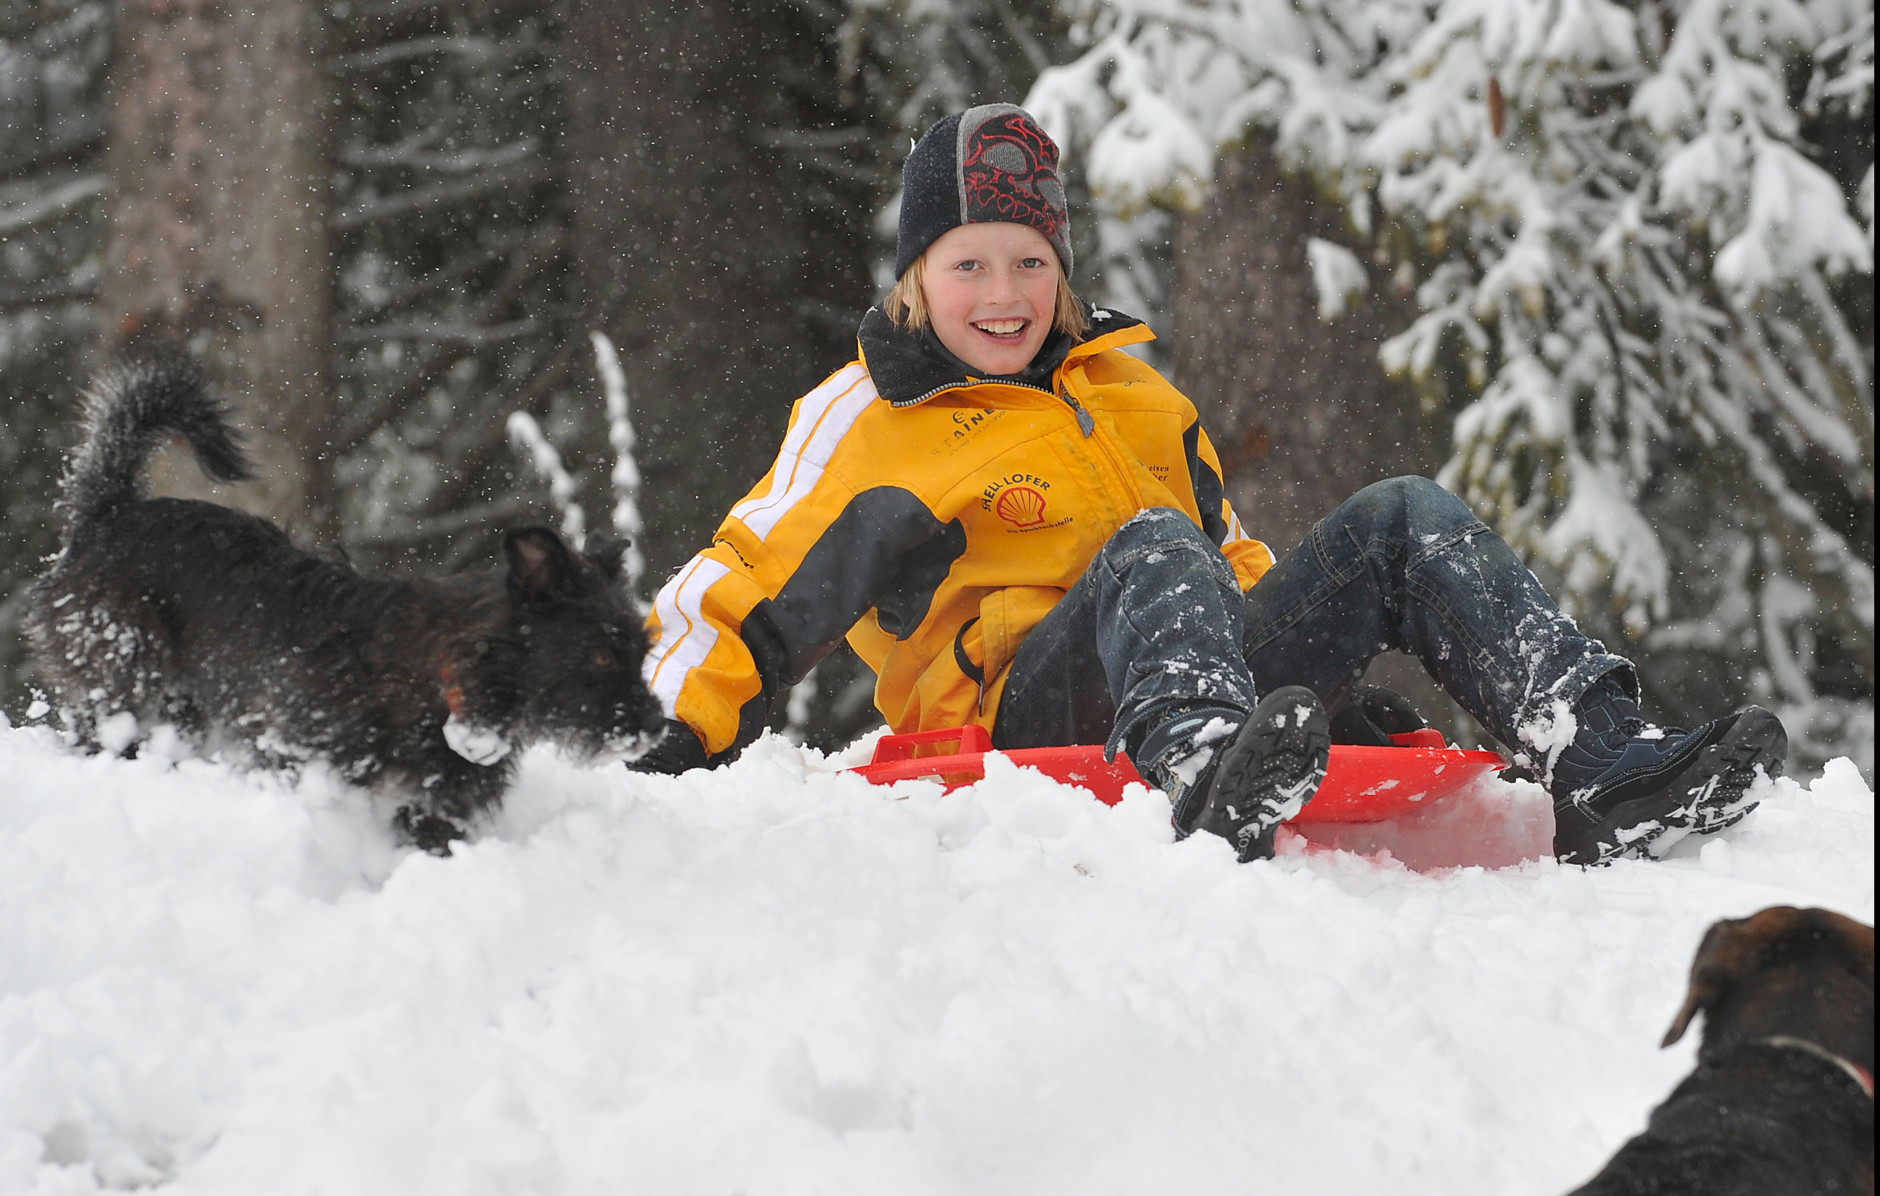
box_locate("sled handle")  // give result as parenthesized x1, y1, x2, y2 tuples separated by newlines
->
(870, 724, 994, 764)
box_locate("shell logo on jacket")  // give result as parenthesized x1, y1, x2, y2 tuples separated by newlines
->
(991, 483, 1050, 528)
(983, 473, 1058, 529)
(642, 305, 1274, 764)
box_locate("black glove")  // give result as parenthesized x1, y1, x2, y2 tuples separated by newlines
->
(1329, 685, 1430, 746)
(626, 718, 710, 775)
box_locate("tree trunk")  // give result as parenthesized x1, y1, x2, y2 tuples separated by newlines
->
(560, 0, 878, 585)
(98, 0, 336, 544)
(1171, 137, 1429, 556)
(1172, 138, 1476, 734)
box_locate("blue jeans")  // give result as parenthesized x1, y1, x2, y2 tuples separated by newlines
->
(991, 476, 1634, 761)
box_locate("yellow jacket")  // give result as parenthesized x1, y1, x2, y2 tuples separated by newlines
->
(642, 307, 1274, 763)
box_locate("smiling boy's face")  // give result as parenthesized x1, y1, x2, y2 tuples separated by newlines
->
(918, 223, 1059, 376)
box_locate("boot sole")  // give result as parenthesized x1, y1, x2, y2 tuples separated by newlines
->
(1554, 707, 1787, 866)
(1198, 686, 1331, 862)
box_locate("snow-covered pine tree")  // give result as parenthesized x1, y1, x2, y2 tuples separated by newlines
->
(1033, 0, 1874, 771)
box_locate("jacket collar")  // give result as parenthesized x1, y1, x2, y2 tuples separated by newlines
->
(857, 304, 1153, 407)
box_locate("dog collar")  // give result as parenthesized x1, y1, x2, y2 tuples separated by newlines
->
(1759, 1035, 1875, 1098)
(438, 656, 467, 718)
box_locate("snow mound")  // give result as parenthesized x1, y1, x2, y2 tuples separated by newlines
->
(0, 721, 1870, 1195)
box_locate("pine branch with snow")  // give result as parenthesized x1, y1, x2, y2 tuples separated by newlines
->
(506, 411, 585, 547)
(588, 330, 646, 602)
(1033, 0, 1875, 769)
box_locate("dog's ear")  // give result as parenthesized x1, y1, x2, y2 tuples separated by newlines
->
(1662, 909, 1826, 1047)
(504, 527, 582, 605)
(1663, 918, 1747, 1047)
(580, 534, 628, 583)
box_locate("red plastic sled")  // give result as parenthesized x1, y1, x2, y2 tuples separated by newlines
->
(847, 724, 1506, 824)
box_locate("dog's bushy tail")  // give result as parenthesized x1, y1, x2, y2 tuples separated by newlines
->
(59, 355, 253, 525)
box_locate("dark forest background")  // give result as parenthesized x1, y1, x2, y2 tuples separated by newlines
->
(1, 0, 1427, 750)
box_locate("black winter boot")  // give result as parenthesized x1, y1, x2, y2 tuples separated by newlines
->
(1176, 686, 1331, 863)
(1550, 677, 1787, 865)
(1136, 703, 1247, 830)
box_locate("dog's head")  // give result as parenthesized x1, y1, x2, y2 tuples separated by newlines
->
(1663, 906, 1875, 1074)
(497, 526, 665, 761)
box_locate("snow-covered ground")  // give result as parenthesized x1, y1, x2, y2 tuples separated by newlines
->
(0, 717, 1871, 1196)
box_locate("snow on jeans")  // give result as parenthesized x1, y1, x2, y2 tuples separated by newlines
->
(991, 475, 1635, 763)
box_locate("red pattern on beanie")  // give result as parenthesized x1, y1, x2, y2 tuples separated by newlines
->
(960, 111, 1068, 243)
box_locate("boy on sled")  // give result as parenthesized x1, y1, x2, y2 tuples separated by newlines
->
(631, 104, 1786, 865)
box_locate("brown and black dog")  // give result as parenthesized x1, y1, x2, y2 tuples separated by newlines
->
(1569, 905, 1875, 1196)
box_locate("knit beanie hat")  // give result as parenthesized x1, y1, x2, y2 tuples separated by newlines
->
(895, 104, 1072, 280)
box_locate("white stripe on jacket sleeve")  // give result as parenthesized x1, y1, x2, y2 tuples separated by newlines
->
(644, 556, 733, 715)
(730, 364, 877, 539)
(643, 364, 878, 722)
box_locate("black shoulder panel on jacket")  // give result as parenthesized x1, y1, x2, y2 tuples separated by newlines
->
(1183, 421, 1229, 545)
(719, 486, 966, 759)
(768, 486, 966, 670)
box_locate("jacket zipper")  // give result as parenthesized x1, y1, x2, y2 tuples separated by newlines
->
(1060, 380, 1145, 513)
(1058, 384, 1096, 437)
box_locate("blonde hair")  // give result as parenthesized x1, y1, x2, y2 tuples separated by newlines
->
(886, 254, 1090, 342)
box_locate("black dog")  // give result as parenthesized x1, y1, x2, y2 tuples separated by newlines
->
(26, 357, 666, 851)
(1568, 906, 1875, 1195)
